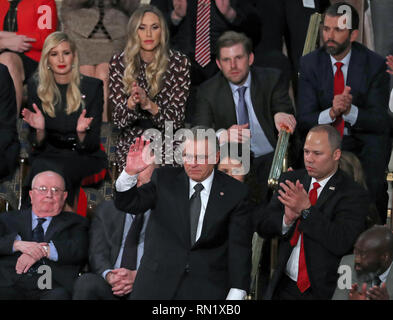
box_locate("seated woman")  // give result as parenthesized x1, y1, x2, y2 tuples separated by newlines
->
(109, 4, 191, 171)
(22, 31, 107, 211)
(61, 0, 140, 122)
(0, 0, 58, 115)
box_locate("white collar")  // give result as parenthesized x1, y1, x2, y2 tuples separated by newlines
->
(330, 49, 352, 68)
(189, 169, 215, 196)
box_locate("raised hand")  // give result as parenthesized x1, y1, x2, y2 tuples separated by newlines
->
(274, 112, 297, 133)
(215, 0, 236, 21)
(76, 109, 93, 133)
(22, 104, 45, 130)
(172, 0, 187, 21)
(125, 137, 155, 176)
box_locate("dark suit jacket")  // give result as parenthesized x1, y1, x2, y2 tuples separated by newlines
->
(332, 254, 393, 300)
(0, 63, 19, 180)
(193, 66, 294, 148)
(151, 0, 261, 60)
(254, 169, 369, 299)
(114, 167, 252, 300)
(297, 42, 390, 137)
(88, 199, 149, 276)
(0, 209, 89, 293)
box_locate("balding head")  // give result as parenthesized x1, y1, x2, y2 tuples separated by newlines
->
(354, 226, 393, 282)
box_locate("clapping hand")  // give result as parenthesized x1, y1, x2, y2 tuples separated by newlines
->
(277, 180, 311, 215)
(125, 137, 155, 176)
(349, 283, 368, 300)
(76, 109, 93, 133)
(22, 104, 45, 130)
(6, 35, 36, 53)
(215, 0, 236, 21)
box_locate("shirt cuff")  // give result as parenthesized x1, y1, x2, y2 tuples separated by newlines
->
(282, 216, 293, 235)
(115, 169, 138, 192)
(226, 288, 246, 300)
(342, 105, 358, 126)
(48, 241, 58, 261)
(389, 89, 393, 113)
(12, 234, 22, 253)
(102, 269, 112, 281)
(318, 108, 334, 124)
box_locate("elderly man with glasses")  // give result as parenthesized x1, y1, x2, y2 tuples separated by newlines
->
(0, 170, 88, 300)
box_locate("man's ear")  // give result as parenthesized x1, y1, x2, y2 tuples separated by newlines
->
(216, 58, 222, 71)
(350, 29, 359, 42)
(333, 148, 342, 161)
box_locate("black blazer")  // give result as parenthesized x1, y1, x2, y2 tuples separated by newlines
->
(88, 199, 149, 276)
(193, 66, 294, 148)
(254, 169, 369, 299)
(0, 63, 19, 180)
(114, 167, 252, 300)
(297, 42, 390, 136)
(0, 209, 89, 293)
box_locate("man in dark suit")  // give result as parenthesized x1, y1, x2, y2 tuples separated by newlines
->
(333, 225, 393, 300)
(151, 0, 261, 123)
(73, 165, 155, 300)
(0, 170, 88, 300)
(297, 2, 391, 222)
(114, 129, 252, 300)
(255, 125, 369, 300)
(0, 63, 19, 180)
(194, 31, 296, 202)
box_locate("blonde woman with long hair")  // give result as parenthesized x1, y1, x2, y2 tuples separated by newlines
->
(22, 31, 107, 210)
(109, 4, 191, 171)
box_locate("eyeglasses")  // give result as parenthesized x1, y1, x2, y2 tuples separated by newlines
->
(33, 186, 65, 195)
(182, 153, 216, 163)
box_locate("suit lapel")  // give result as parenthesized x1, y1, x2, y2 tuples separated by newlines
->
(193, 170, 225, 247)
(20, 209, 33, 241)
(321, 51, 334, 105)
(218, 74, 238, 125)
(175, 170, 191, 247)
(315, 170, 341, 209)
(45, 213, 65, 241)
(346, 44, 365, 102)
(111, 213, 127, 264)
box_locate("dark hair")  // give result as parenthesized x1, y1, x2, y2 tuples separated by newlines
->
(309, 124, 342, 151)
(324, 2, 359, 31)
(216, 31, 253, 59)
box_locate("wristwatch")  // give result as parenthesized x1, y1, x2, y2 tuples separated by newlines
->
(301, 207, 312, 220)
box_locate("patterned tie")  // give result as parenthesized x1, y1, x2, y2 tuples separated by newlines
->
(120, 214, 144, 270)
(32, 218, 46, 243)
(332, 62, 345, 137)
(195, 0, 211, 67)
(190, 183, 204, 245)
(290, 182, 320, 293)
(237, 86, 249, 125)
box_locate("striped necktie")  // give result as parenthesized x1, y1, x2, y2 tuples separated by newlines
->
(195, 0, 211, 67)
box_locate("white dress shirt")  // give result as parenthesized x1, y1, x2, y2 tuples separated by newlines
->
(282, 173, 335, 281)
(115, 169, 246, 300)
(318, 50, 359, 135)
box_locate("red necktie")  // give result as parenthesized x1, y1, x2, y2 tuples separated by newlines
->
(332, 62, 345, 137)
(195, 0, 211, 67)
(290, 181, 320, 293)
